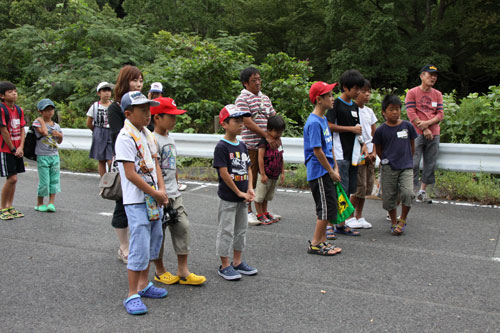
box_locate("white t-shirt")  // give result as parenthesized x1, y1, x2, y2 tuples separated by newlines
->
(154, 132, 181, 198)
(358, 105, 378, 153)
(86, 102, 111, 128)
(115, 129, 158, 205)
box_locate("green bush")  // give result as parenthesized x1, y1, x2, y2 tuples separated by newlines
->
(434, 170, 500, 205)
(59, 149, 97, 172)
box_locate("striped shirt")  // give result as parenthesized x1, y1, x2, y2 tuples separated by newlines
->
(405, 87, 444, 135)
(235, 89, 276, 150)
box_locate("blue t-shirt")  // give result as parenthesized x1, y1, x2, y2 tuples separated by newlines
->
(303, 113, 335, 181)
(213, 139, 250, 202)
(372, 120, 418, 170)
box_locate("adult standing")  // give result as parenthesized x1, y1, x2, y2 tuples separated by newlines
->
(405, 64, 444, 203)
(107, 65, 144, 263)
(235, 67, 281, 225)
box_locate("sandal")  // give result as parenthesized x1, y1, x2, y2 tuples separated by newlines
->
(138, 282, 168, 298)
(0, 209, 14, 220)
(154, 271, 180, 285)
(7, 207, 24, 218)
(326, 226, 337, 240)
(335, 225, 360, 236)
(179, 273, 207, 285)
(392, 218, 406, 236)
(117, 248, 128, 264)
(123, 294, 147, 315)
(307, 240, 341, 256)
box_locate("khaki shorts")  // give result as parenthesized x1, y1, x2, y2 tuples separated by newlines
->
(158, 195, 190, 257)
(354, 160, 375, 199)
(380, 165, 415, 211)
(254, 173, 278, 203)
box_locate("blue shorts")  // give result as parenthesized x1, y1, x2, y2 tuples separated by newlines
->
(124, 203, 163, 271)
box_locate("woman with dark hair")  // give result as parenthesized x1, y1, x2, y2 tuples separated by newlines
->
(108, 65, 144, 263)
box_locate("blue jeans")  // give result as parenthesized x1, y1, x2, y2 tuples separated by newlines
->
(124, 203, 163, 271)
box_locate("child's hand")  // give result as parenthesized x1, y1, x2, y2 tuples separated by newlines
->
(353, 124, 362, 135)
(247, 188, 255, 202)
(15, 147, 23, 158)
(280, 172, 285, 184)
(52, 130, 62, 138)
(153, 190, 169, 206)
(36, 117, 45, 123)
(367, 152, 376, 163)
(329, 169, 341, 182)
(260, 173, 268, 184)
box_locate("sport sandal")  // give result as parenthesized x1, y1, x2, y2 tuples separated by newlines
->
(392, 218, 407, 236)
(0, 209, 14, 220)
(307, 240, 341, 256)
(326, 226, 337, 240)
(8, 207, 24, 218)
(335, 225, 360, 236)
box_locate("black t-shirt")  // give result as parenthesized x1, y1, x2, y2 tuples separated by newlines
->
(213, 139, 250, 202)
(326, 97, 360, 161)
(107, 101, 125, 149)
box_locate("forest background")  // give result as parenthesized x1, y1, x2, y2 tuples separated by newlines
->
(0, 0, 499, 144)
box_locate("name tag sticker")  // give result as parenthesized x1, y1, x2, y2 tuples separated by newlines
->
(397, 130, 408, 139)
(432, 102, 437, 107)
(351, 111, 358, 118)
(278, 145, 283, 152)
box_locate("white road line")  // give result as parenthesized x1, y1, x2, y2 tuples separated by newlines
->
(98, 212, 113, 216)
(24, 168, 499, 209)
(187, 185, 209, 192)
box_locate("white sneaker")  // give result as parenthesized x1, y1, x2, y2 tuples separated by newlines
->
(416, 190, 432, 203)
(356, 217, 372, 229)
(178, 183, 187, 191)
(247, 212, 260, 226)
(345, 217, 364, 229)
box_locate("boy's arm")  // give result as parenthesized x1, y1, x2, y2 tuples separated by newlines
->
(0, 127, 16, 152)
(122, 161, 168, 206)
(14, 127, 25, 157)
(375, 144, 383, 160)
(154, 156, 166, 194)
(242, 117, 280, 149)
(34, 117, 49, 137)
(280, 159, 285, 183)
(86, 117, 94, 131)
(257, 147, 268, 184)
(313, 147, 340, 182)
(328, 121, 362, 135)
(218, 167, 253, 202)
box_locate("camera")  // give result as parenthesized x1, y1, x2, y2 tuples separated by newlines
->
(162, 204, 178, 226)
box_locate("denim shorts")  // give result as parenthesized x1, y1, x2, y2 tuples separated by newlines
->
(124, 203, 163, 271)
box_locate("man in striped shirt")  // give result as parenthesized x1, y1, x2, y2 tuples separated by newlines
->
(405, 64, 444, 203)
(235, 67, 280, 224)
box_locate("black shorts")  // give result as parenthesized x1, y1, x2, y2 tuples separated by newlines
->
(111, 198, 128, 229)
(0, 152, 25, 177)
(308, 173, 338, 221)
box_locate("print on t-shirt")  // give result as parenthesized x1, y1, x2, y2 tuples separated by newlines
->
(230, 151, 249, 179)
(159, 143, 176, 171)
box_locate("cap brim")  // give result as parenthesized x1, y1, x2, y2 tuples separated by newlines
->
(131, 99, 160, 107)
(230, 111, 251, 118)
(149, 89, 162, 93)
(320, 82, 338, 95)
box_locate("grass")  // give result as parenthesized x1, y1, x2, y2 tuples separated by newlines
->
(58, 152, 500, 204)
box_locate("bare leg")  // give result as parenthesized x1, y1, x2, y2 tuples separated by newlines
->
(48, 193, 56, 205)
(254, 201, 264, 215)
(177, 254, 190, 277)
(37, 196, 44, 206)
(98, 160, 107, 177)
(400, 205, 411, 221)
(1, 175, 17, 209)
(152, 258, 166, 276)
(220, 256, 230, 269)
(232, 250, 242, 267)
(355, 198, 365, 219)
(127, 269, 141, 297)
(388, 208, 398, 225)
(115, 227, 129, 256)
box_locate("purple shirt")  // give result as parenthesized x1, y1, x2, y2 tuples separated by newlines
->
(372, 120, 417, 170)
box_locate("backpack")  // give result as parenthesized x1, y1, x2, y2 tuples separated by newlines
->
(0, 104, 23, 151)
(23, 125, 42, 161)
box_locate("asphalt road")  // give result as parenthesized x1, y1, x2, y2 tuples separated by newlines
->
(1, 166, 500, 332)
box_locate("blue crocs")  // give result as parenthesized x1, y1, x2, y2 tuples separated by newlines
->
(138, 282, 168, 298)
(123, 294, 147, 315)
(232, 261, 258, 276)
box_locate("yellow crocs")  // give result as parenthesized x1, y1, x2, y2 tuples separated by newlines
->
(179, 273, 207, 286)
(154, 271, 180, 285)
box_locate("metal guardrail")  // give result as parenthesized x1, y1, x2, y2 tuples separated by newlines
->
(56, 128, 500, 174)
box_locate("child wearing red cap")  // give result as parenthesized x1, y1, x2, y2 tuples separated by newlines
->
(150, 97, 206, 286)
(303, 82, 342, 256)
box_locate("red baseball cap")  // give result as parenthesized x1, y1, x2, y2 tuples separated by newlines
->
(309, 81, 338, 104)
(219, 104, 251, 124)
(150, 97, 186, 115)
